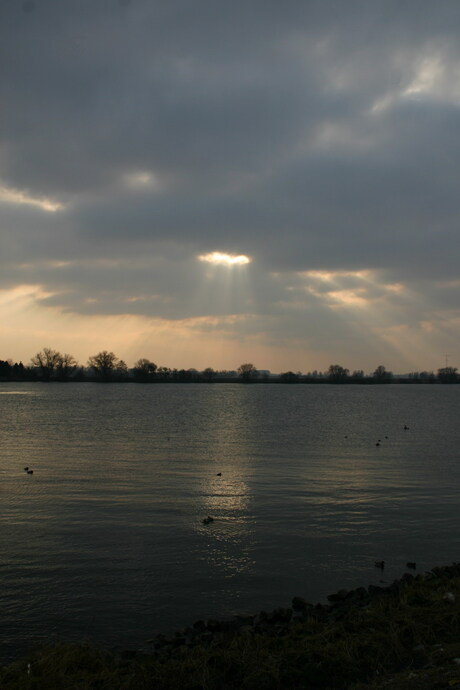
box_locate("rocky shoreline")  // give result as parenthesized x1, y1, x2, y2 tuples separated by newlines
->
(2, 562, 459, 689)
(146, 562, 460, 658)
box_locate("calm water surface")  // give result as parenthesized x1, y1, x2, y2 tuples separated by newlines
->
(0, 382, 459, 660)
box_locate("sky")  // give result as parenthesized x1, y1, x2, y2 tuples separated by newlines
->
(1, 0, 460, 374)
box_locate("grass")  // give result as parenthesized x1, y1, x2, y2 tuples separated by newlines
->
(1, 568, 459, 689)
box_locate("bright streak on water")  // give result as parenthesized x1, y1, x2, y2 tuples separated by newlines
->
(0, 382, 459, 660)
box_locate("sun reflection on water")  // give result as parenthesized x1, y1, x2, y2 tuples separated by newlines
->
(195, 447, 255, 577)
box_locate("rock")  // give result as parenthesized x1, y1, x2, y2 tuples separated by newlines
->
(153, 634, 168, 650)
(387, 580, 402, 594)
(120, 649, 139, 659)
(353, 587, 368, 599)
(292, 596, 310, 611)
(310, 604, 329, 620)
(234, 614, 254, 627)
(266, 608, 292, 624)
(199, 632, 214, 643)
(327, 589, 349, 602)
(402, 573, 414, 583)
(237, 625, 253, 636)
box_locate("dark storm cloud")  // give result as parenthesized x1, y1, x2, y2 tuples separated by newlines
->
(2, 0, 460, 351)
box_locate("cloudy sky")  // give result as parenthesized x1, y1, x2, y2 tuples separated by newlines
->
(1, 0, 460, 373)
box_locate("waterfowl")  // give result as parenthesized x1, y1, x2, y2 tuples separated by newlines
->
(404, 425, 409, 430)
(23, 467, 29, 471)
(202, 516, 214, 525)
(374, 560, 385, 569)
(27, 470, 33, 475)
(216, 472, 222, 476)
(375, 442, 380, 447)
(406, 562, 416, 569)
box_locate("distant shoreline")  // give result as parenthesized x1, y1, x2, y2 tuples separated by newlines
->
(1, 377, 458, 385)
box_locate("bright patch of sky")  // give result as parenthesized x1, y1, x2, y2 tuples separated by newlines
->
(198, 252, 252, 266)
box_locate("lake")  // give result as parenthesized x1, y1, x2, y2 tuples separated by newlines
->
(0, 382, 459, 661)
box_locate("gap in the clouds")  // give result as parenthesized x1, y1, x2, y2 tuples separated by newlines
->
(198, 251, 252, 266)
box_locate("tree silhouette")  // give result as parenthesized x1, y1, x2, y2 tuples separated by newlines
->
(115, 360, 129, 380)
(280, 371, 300, 383)
(133, 358, 157, 382)
(0, 360, 12, 379)
(202, 367, 216, 382)
(87, 351, 119, 381)
(373, 365, 393, 382)
(31, 348, 62, 381)
(57, 353, 77, 381)
(237, 363, 258, 382)
(156, 366, 172, 381)
(437, 366, 458, 383)
(327, 364, 349, 383)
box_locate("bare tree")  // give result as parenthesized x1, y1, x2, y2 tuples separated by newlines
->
(237, 363, 258, 382)
(373, 364, 393, 382)
(437, 366, 458, 383)
(87, 351, 119, 381)
(279, 371, 300, 382)
(31, 347, 62, 381)
(202, 367, 216, 382)
(115, 360, 129, 379)
(156, 366, 171, 381)
(57, 353, 77, 381)
(327, 364, 349, 383)
(133, 358, 157, 381)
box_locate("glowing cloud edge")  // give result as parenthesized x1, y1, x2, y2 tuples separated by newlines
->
(198, 251, 251, 266)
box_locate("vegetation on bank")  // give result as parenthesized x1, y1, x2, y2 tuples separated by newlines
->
(1, 565, 459, 689)
(0, 348, 459, 383)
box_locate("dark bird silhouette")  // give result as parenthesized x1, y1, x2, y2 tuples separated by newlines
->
(376, 442, 380, 447)
(27, 470, 33, 475)
(406, 562, 416, 569)
(202, 516, 214, 525)
(23, 467, 29, 471)
(374, 560, 385, 569)
(404, 425, 409, 430)
(216, 472, 222, 476)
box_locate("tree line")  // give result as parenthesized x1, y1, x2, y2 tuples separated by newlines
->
(0, 349, 458, 383)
